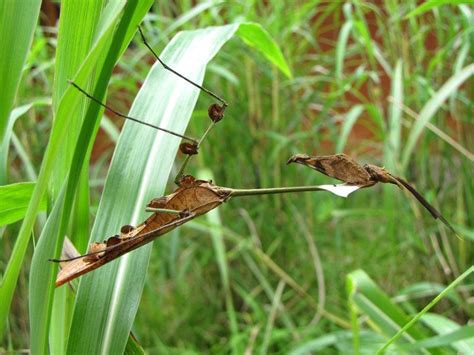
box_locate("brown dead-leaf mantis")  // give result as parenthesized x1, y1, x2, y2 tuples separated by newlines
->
(287, 153, 459, 236)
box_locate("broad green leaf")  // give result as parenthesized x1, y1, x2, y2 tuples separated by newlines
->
(237, 22, 292, 78)
(48, 4, 105, 351)
(0, 0, 41, 143)
(50, 2, 104, 265)
(402, 64, 474, 169)
(0, 182, 46, 227)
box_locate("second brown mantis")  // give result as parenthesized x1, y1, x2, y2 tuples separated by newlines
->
(288, 153, 458, 235)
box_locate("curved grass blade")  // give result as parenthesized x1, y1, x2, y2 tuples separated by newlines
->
(385, 60, 403, 172)
(336, 105, 363, 153)
(420, 313, 474, 353)
(1, 104, 32, 184)
(0, 0, 41, 143)
(402, 324, 474, 352)
(401, 64, 474, 169)
(406, 0, 471, 18)
(237, 22, 292, 79)
(335, 20, 353, 79)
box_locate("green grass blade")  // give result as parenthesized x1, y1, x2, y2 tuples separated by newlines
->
(50, 0, 104, 188)
(377, 266, 474, 353)
(421, 313, 474, 353)
(49, 0, 128, 196)
(402, 64, 474, 169)
(199, 169, 240, 353)
(165, 0, 223, 36)
(401, 325, 474, 350)
(335, 21, 353, 79)
(28, 186, 66, 354)
(289, 331, 386, 354)
(1, 104, 33, 184)
(0, 99, 50, 184)
(67, 24, 241, 355)
(406, 0, 472, 18)
(49, 286, 70, 355)
(52, 1, 104, 110)
(0, 0, 41, 143)
(47, 3, 104, 351)
(0, 182, 46, 227)
(336, 105, 363, 153)
(385, 60, 403, 172)
(10, 133, 37, 181)
(124, 333, 145, 355)
(353, 19, 375, 67)
(237, 22, 292, 78)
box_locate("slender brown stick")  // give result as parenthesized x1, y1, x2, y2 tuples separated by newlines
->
(68, 81, 198, 144)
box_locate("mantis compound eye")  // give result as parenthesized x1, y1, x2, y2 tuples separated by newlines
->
(208, 103, 225, 122)
(179, 142, 199, 155)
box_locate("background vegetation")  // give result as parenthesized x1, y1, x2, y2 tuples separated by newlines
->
(1, 0, 473, 353)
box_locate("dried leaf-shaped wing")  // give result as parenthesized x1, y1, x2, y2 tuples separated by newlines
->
(55, 178, 230, 287)
(288, 153, 372, 186)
